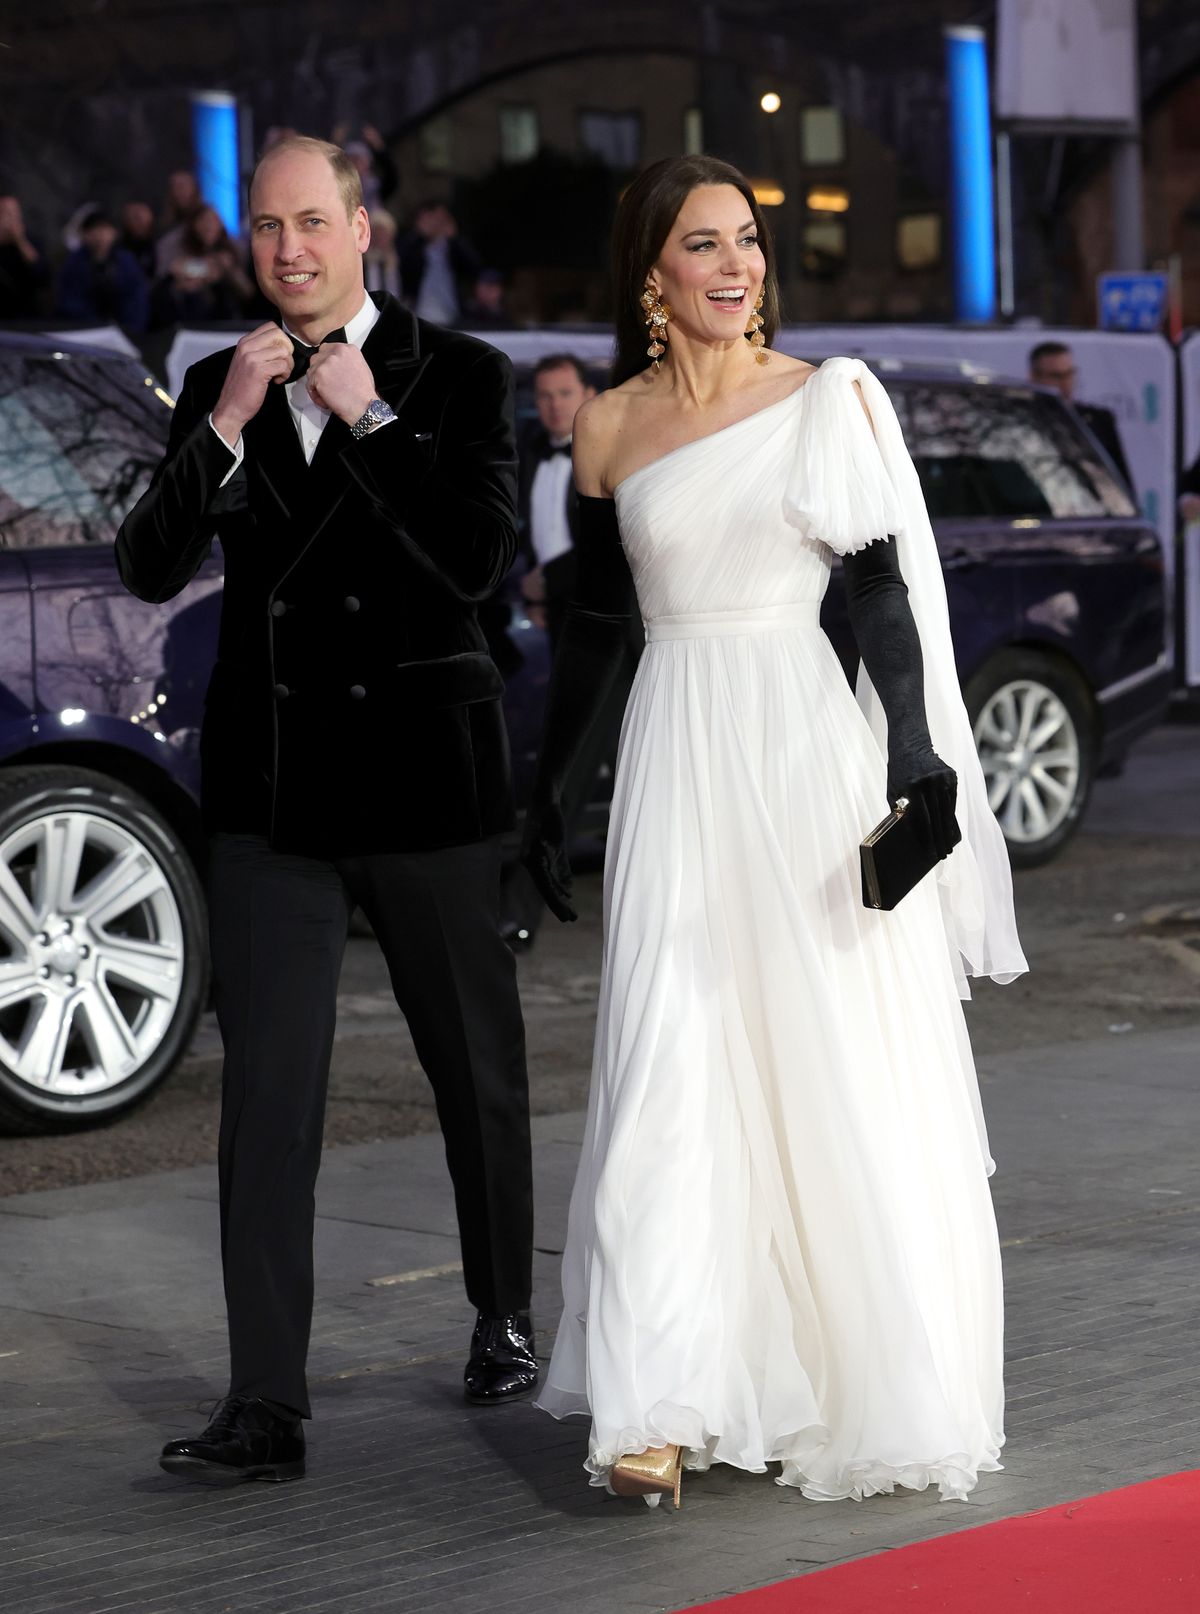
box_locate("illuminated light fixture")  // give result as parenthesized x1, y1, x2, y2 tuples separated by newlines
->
(153, 386, 175, 408)
(760, 92, 782, 114)
(192, 90, 241, 236)
(58, 709, 86, 727)
(752, 183, 786, 207)
(944, 25, 996, 322)
(806, 187, 850, 214)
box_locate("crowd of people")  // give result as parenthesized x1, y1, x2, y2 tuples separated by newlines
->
(0, 130, 509, 332)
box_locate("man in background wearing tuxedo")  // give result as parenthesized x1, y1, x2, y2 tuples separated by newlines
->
(117, 137, 536, 1485)
(500, 355, 642, 951)
(1028, 339, 1134, 495)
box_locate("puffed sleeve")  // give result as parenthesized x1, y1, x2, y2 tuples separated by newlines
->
(783, 356, 906, 555)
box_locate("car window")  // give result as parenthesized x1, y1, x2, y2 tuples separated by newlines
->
(0, 353, 170, 549)
(886, 382, 1137, 522)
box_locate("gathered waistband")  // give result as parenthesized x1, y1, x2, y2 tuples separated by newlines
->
(644, 602, 820, 641)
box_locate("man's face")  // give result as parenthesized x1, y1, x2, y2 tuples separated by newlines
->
(168, 171, 199, 212)
(415, 206, 441, 241)
(1031, 351, 1077, 401)
(83, 221, 118, 259)
(534, 364, 594, 440)
(123, 202, 154, 240)
(249, 151, 369, 336)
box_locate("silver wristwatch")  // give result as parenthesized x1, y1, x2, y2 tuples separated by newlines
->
(349, 398, 397, 441)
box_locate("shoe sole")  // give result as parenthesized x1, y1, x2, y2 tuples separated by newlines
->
(158, 1454, 306, 1485)
(463, 1383, 538, 1406)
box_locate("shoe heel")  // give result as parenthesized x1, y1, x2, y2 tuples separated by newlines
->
(610, 1444, 683, 1510)
(258, 1460, 306, 1483)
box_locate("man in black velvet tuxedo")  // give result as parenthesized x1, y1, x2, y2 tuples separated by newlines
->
(116, 137, 536, 1485)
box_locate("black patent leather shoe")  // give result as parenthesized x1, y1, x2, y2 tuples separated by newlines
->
(464, 1312, 538, 1404)
(159, 1393, 306, 1485)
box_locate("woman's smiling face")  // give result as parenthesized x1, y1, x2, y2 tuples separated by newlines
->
(646, 184, 766, 347)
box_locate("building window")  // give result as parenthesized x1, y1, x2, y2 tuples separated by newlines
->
(806, 185, 850, 214)
(683, 106, 704, 156)
(897, 213, 942, 271)
(500, 105, 539, 164)
(419, 115, 454, 173)
(579, 110, 642, 168)
(801, 106, 845, 165)
(801, 219, 847, 278)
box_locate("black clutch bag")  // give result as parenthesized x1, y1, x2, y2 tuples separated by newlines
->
(860, 796, 939, 912)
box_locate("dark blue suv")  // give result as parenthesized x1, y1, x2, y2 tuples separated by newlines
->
(0, 333, 1169, 1131)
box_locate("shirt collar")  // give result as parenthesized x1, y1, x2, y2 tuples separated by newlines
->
(283, 290, 378, 352)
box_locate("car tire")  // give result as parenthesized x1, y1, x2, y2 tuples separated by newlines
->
(0, 765, 208, 1134)
(965, 650, 1096, 870)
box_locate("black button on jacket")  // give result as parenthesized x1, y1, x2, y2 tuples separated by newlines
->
(115, 295, 519, 858)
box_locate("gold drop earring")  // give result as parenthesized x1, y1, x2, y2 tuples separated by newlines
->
(746, 291, 769, 364)
(640, 284, 671, 373)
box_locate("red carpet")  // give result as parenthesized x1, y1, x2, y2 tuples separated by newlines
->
(688, 1470, 1199, 1613)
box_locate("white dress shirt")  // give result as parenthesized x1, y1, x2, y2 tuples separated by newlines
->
(210, 291, 381, 479)
(528, 442, 574, 568)
(414, 238, 458, 326)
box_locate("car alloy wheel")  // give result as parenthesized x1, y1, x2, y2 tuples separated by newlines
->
(965, 648, 1096, 869)
(0, 767, 207, 1132)
(973, 677, 1082, 848)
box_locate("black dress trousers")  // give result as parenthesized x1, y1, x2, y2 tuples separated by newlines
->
(208, 832, 533, 1419)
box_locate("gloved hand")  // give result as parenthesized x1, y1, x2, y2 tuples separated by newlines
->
(521, 799, 576, 922)
(890, 759, 961, 862)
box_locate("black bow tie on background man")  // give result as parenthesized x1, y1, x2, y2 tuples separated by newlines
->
(287, 327, 347, 384)
(539, 439, 571, 461)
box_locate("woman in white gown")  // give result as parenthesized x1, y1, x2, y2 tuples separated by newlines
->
(522, 157, 1027, 1508)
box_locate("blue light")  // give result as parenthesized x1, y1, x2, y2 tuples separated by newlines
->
(192, 92, 241, 237)
(945, 27, 996, 324)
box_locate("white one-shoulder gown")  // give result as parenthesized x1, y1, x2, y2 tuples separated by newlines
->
(536, 359, 1011, 1504)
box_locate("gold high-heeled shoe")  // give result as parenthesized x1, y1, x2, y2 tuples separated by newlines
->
(610, 1444, 683, 1509)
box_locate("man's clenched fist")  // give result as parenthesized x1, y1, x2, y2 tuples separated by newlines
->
(211, 323, 294, 444)
(306, 343, 378, 427)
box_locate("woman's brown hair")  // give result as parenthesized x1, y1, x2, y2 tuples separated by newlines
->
(611, 156, 781, 386)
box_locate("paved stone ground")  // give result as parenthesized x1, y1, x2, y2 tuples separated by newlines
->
(2, 1015, 1198, 1613)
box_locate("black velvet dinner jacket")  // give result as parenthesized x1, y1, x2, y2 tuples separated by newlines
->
(116, 294, 519, 857)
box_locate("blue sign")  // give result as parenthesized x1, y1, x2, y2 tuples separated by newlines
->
(1097, 272, 1169, 333)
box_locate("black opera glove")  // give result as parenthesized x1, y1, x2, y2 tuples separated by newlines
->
(841, 536, 962, 863)
(521, 495, 635, 923)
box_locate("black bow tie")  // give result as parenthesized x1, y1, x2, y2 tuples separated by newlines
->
(541, 440, 571, 460)
(288, 327, 347, 383)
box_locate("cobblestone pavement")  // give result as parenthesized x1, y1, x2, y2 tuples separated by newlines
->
(2, 1016, 1198, 1613)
